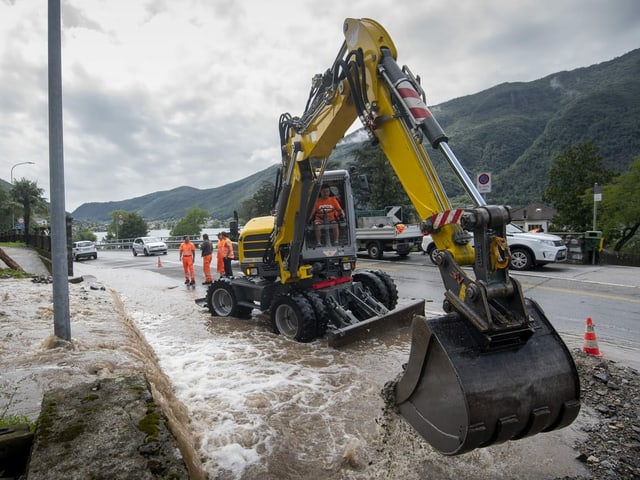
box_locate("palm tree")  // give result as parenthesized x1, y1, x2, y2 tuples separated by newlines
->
(10, 179, 46, 240)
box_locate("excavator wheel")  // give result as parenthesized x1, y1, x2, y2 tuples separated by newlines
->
(302, 291, 329, 337)
(394, 298, 580, 455)
(206, 278, 252, 318)
(370, 270, 398, 309)
(353, 270, 390, 309)
(270, 293, 317, 343)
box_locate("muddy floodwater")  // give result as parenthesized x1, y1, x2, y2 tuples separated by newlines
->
(1, 262, 592, 480)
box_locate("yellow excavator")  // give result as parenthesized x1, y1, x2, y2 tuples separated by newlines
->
(198, 18, 580, 455)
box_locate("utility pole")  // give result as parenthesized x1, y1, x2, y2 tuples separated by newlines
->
(49, 0, 71, 341)
(593, 183, 602, 230)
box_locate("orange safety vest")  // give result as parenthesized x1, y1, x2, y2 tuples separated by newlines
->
(222, 238, 234, 259)
(179, 242, 195, 257)
(314, 197, 343, 222)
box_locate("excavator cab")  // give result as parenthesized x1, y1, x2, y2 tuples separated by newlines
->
(305, 178, 351, 249)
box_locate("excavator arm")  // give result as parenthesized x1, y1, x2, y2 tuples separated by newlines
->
(273, 18, 580, 454)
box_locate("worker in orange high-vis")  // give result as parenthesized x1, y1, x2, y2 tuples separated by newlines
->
(200, 233, 213, 285)
(220, 231, 234, 277)
(216, 232, 225, 277)
(179, 235, 196, 285)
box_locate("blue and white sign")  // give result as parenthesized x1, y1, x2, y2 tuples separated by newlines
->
(477, 172, 492, 193)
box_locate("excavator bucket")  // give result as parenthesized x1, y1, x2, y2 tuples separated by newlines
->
(394, 298, 580, 455)
(327, 299, 425, 348)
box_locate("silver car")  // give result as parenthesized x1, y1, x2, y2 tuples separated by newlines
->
(72, 241, 98, 261)
(132, 237, 168, 256)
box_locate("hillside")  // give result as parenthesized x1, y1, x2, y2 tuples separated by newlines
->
(71, 164, 280, 222)
(69, 48, 640, 222)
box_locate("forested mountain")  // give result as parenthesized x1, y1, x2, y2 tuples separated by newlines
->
(71, 166, 280, 223)
(71, 48, 640, 222)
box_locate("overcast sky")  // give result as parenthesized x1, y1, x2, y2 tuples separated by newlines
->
(1, 0, 638, 212)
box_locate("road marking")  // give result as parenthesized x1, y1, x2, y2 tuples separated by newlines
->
(520, 282, 640, 303)
(515, 271, 638, 289)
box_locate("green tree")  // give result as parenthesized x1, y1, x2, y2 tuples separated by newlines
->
(10, 179, 47, 238)
(106, 210, 148, 240)
(73, 230, 97, 242)
(351, 144, 417, 222)
(543, 141, 614, 231)
(598, 157, 640, 252)
(170, 207, 209, 237)
(240, 181, 275, 219)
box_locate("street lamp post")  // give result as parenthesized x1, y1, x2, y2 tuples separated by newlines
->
(10, 161, 36, 230)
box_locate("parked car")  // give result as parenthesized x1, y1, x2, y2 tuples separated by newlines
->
(504, 223, 567, 270)
(72, 241, 97, 261)
(421, 233, 440, 265)
(132, 237, 168, 256)
(422, 224, 567, 271)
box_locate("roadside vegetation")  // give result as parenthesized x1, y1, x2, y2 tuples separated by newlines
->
(544, 142, 639, 252)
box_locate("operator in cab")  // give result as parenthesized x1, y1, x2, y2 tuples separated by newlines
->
(311, 184, 345, 246)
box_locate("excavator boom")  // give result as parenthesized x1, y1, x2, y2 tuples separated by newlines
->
(330, 18, 579, 454)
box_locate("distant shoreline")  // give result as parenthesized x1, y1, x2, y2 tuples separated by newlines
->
(93, 227, 228, 243)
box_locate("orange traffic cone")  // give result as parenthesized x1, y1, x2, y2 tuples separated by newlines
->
(157, 257, 163, 268)
(582, 317, 603, 357)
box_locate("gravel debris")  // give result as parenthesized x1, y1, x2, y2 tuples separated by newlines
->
(569, 349, 640, 479)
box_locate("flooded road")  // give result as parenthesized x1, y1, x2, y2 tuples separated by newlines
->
(67, 252, 605, 479)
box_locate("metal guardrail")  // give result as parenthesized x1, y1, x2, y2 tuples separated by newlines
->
(96, 236, 203, 251)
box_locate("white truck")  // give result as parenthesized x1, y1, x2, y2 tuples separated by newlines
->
(355, 206, 423, 259)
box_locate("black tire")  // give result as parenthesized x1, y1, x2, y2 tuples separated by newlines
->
(206, 278, 252, 318)
(353, 270, 390, 307)
(92, 254, 97, 260)
(367, 241, 384, 260)
(371, 270, 398, 309)
(510, 248, 533, 271)
(302, 291, 329, 337)
(143, 248, 149, 256)
(163, 251, 168, 255)
(132, 249, 137, 257)
(270, 293, 317, 343)
(427, 244, 439, 265)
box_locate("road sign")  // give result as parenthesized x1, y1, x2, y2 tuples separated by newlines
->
(477, 172, 492, 193)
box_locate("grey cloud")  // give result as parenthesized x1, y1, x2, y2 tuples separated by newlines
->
(61, 3, 102, 31)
